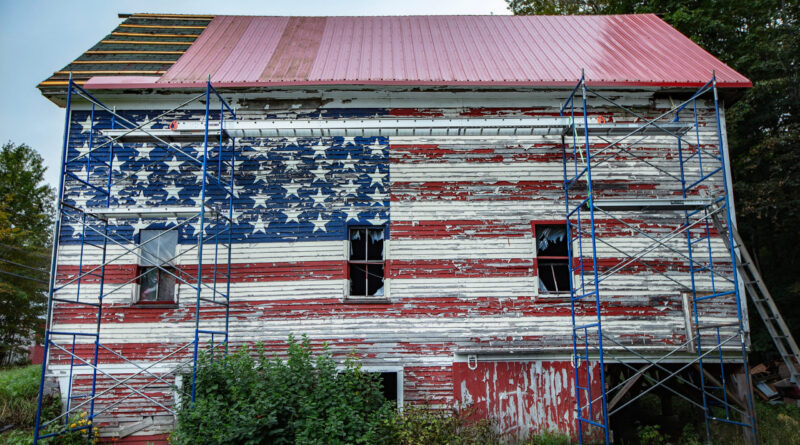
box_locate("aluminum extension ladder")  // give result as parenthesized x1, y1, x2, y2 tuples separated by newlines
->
(712, 210, 800, 389)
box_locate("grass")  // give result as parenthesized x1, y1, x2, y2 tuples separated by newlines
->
(0, 365, 63, 445)
(0, 365, 44, 429)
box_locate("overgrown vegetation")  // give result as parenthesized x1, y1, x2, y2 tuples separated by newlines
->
(172, 337, 577, 445)
(171, 336, 395, 445)
(0, 365, 43, 429)
(0, 365, 96, 445)
(0, 142, 54, 365)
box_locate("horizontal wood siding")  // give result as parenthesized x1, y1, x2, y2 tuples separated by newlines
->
(48, 96, 737, 438)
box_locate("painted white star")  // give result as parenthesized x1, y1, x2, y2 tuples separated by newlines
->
(166, 159, 182, 174)
(368, 141, 386, 156)
(283, 206, 301, 223)
(164, 186, 180, 201)
(310, 189, 328, 206)
(129, 218, 150, 233)
(368, 188, 388, 204)
(343, 205, 361, 222)
(367, 167, 386, 187)
(312, 140, 329, 159)
(252, 214, 269, 235)
(134, 169, 151, 184)
(310, 165, 327, 182)
(74, 141, 92, 158)
(367, 217, 385, 226)
(341, 180, 359, 196)
(311, 213, 328, 233)
(78, 116, 94, 134)
(283, 137, 298, 145)
(283, 181, 301, 198)
(136, 143, 156, 159)
(340, 153, 357, 171)
(284, 158, 302, 171)
(341, 136, 356, 146)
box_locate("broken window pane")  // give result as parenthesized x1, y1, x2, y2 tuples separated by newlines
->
(367, 263, 384, 296)
(536, 225, 568, 257)
(536, 223, 570, 294)
(348, 226, 385, 298)
(538, 262, 571, 293)
(367, 228, 384, 260)
(350, 228, 366, 261)
(350, 263, 367, 296)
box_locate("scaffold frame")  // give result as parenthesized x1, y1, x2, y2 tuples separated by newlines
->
(561, 71, 758, 444)
(33, 76, 237, 444)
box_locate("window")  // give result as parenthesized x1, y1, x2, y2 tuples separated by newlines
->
(534, 224, 571, 294)
(348, 227, 385, 298)
(138, 229, 177, 303)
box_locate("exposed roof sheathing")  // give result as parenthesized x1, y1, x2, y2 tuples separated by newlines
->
(38, 13, 212, 92)
(40, 13, 752, 97)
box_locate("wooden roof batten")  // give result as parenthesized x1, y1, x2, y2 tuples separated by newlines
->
(37, 13, 210, 95)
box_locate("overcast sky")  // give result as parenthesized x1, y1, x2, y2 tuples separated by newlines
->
(0, 0, 511, 189)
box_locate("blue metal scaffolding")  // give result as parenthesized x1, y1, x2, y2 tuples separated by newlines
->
(561, 72, 757, 444)
(33, 77, 237, 443)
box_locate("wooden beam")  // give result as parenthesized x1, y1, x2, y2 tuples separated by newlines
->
(100, 40, 193, 45)
(38, 80, 87, 86)
(130, 13, 215, 19)
(608, 365, 648, 411)
(85, 50, 185, 55)
(54, 70, 166, 75)
(112, 32, 202, 38)
(119, 24, 206, 30)
(71, 60, 176, 65)
(693, 364, 747, 410)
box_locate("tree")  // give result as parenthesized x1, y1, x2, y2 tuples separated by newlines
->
(0, 141, 55, 364)
(507, 0, 800, 354)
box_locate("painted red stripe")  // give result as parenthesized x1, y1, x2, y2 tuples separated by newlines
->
(389, 146, 563, 163)
(57, 260, 345, 285)
(391, 218, 722, 239)
(51, 295, 707, 326)
(388, 258, 533, 279)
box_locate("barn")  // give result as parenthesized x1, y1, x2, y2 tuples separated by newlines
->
(34, 13, 758, 444)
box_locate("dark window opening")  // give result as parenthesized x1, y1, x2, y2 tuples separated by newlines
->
(376, 372, 398, 402)
(138, 230, 178, 303)
(535, 224, 570, 294)
(349, 227, 385, 297)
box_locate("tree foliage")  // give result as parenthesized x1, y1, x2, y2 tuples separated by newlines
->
(0, 142, 54, 364)
(507, 0, 800, 353)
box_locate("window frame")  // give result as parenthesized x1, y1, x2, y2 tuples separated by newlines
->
(345, 225, 387, 301)
(531, 220, 572, 295)
(134, 229, 179, 306)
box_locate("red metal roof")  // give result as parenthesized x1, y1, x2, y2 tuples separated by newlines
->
(84, 14, 751, 89)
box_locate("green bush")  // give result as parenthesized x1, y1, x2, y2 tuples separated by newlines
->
(170, 335, 395, 445)
(386, 405, 502, 445)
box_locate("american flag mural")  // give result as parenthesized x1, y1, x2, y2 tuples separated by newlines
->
(48, 100, 735, 442)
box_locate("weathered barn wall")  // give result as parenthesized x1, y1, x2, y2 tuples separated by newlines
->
(47, 90, 739, 440)
(453, 360, 602, 438)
